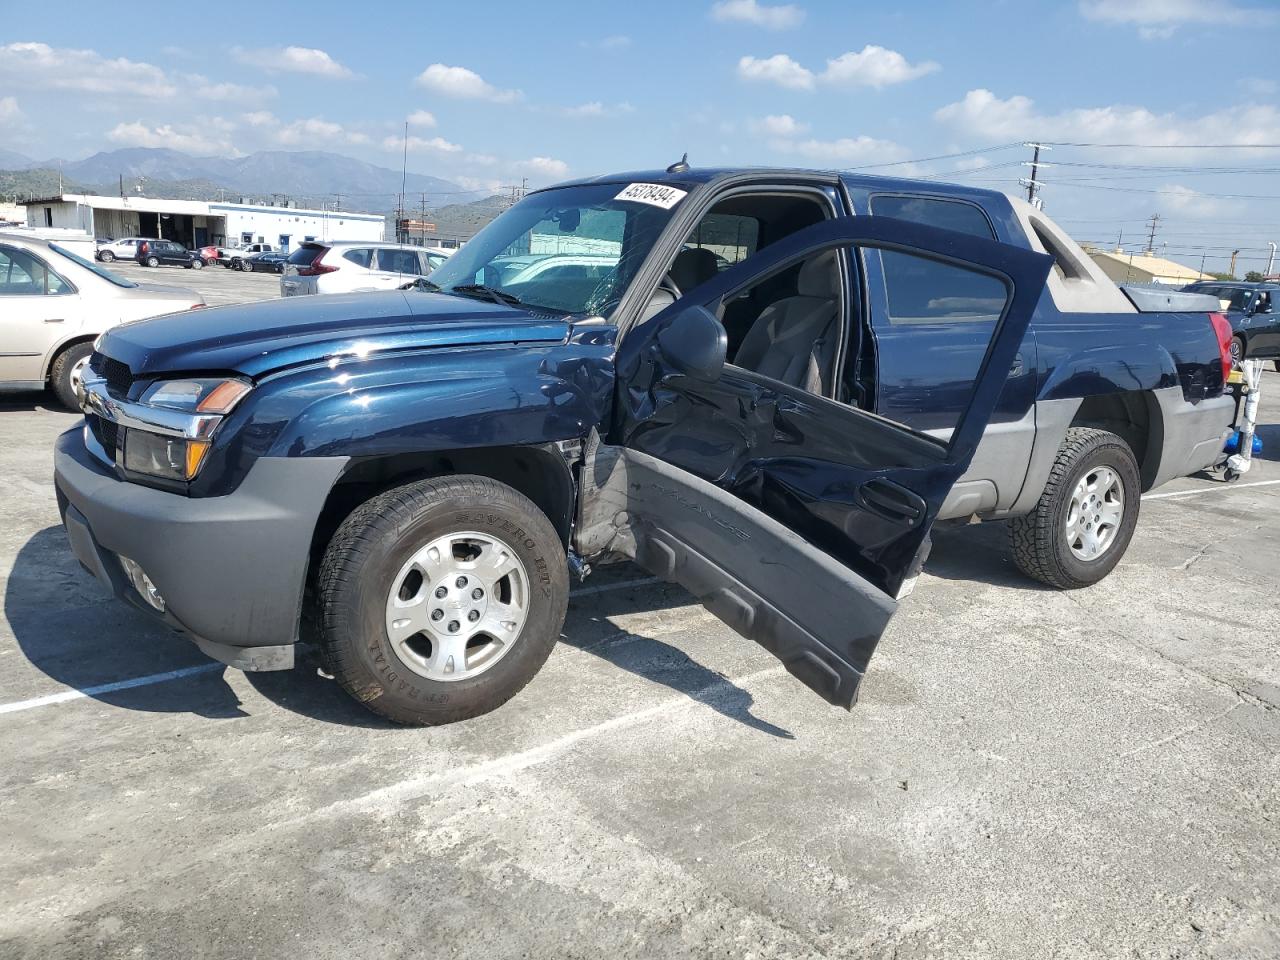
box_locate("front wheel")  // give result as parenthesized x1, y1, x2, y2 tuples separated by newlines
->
(99, 250, 115, 262)
(240, 260, 254, 272)
(1010, 427, 1141, 589)
(317, 475, 568, 725)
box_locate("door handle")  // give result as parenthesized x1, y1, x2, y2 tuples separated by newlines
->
(857, 479, 926, 527)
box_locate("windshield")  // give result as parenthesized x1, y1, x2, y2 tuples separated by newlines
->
(1186, 284, 1252, 311)
(426, 182, 687, 316)
(49, 243, 137, 288)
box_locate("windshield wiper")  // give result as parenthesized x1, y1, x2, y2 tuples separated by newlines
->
(448, 283, 523, 306)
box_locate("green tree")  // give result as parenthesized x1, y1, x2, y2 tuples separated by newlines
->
(1210, 271, 1236, 281)
(1245, 270, 1264, 282)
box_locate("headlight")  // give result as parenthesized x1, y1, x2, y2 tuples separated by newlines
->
(141, 377, 251, 414)
(123, 430, 212, 481)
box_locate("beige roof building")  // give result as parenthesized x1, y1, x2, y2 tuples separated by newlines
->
(1084, 247, 1212, 286)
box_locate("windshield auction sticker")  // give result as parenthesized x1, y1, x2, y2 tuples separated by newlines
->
(615, 183, 688, 209)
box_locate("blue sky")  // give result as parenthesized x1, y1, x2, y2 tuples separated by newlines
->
(3, 0, 1280, 272)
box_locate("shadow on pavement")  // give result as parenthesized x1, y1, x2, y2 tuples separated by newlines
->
(6, 525, 389, 726)
(924, 519, 1055, 591)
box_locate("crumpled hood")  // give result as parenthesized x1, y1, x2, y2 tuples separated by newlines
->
(98, 290, 571, 378)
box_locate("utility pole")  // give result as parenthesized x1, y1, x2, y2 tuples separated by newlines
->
(1199, 252, 1207, 277)
(419, 192, 428, 246)
(119, 174, 124, 199)
(1145, 214, 1161, 255)
(1230, 249, 1240, 279)
(1266, 241, 1276, 277)
(1020, 141, 1050, 208)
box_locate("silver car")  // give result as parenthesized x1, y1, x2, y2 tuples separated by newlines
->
(0, 233, 205, 408)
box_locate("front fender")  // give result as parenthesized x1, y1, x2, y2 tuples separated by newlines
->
(191, 337, 616, 497)
(1038, 343, 1180, 402)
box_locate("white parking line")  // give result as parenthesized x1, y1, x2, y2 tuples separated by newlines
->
(0, 663, 222, 716)
(0, 577, 665, 718)
(1143, 478, 1280, 501)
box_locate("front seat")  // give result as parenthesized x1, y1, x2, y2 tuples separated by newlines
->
(733, 252, 840, 394)
(640, 247, 722, 322)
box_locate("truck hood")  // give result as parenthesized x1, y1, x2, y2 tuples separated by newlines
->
(98, 290, 571, 378)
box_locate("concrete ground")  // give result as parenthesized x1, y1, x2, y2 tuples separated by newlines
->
(104, 258, 283, 307)
(0, 371, 1277, 959)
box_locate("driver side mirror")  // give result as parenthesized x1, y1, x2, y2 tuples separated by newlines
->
(656, 306, 727, 382)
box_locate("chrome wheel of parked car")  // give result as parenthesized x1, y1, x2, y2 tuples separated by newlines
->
(240, 260, 253, 272)
(145, 255, 160, 267)
(98, 250, 115, 262)
(384, 530, 531, 683)
(190, 257, 204, 269)
(1230, 335, 1244, 366)
(1064, 466, 1123, 561)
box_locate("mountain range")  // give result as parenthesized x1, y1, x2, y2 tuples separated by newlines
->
(0, 147, 480, 209)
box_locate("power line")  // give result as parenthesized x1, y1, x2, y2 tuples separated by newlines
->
(1040, 141, 1280, 149)
(841, 142, 1023, 171)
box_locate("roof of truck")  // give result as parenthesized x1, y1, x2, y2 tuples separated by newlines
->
(545, 166, 1009, 205)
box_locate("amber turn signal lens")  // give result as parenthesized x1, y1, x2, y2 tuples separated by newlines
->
(184, 440, 211, 479)
(196, 380, 251, 414)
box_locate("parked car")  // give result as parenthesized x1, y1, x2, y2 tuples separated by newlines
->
(135, 239, 203, 269)
(96, 237, 146, 263)
(1180, 280, 1280, 368)
(0, 231, 203, 408)
(244, 251, 288, 274)
(56, 167, 1233, 726)
(220, 242, 274, 271)
(280, 241, 446, 297)
(197, 244, 220, 267)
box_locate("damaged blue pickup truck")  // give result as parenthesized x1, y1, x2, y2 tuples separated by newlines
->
(55, 166, 1235, 724)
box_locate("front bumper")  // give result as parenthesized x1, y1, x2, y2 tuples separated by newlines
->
(54, 426, 348, 671)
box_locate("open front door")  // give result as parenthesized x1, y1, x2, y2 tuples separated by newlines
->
(577, 216, 1052, 708)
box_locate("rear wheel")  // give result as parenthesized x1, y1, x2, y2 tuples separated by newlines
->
(145, 255, 160, 267)
(1010, 428, 1141, 589)
(1230, 335, 1245, 367)
(317, 475, 568, 725)
(190, 257, 204, 269)
(49, 341, 93, 410)
(99, 250, 115, 262)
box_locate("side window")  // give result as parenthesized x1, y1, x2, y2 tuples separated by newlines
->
(0, 246, 70, 296)
(685, 213, 760, 271)
(343, 248, 373, 268)
(375, 249, 419, 274)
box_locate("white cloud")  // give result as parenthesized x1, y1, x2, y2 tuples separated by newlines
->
(749, 114, 809, 137)
(233, 46, 353, 77)
(241, 110, 277, 126)
(738, 46, 938, 91)
(515, 156, 570, 180)
(562, 101, 635, 118)
(407, 110, 437, 127)
(822, 45, 939, 89)
(0, 42, 175, 96)
(737, 54, 814, 90)
(384, 134, 463, 154)
(415, 64, 521, 103)
(194, 77, 274, 101)
(1079, 0, 1273, 37)
(107, 120, 236, 155)
(274, 117, 369, 146)
(0, 96, 21, 123)
(711, 0, 805, 29)
(773, 135, 908, 165)
(935, 88, 1280, 158)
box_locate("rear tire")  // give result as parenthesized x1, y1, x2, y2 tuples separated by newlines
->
(99, 250, 115, 262)
(49, 341, 93, 411)
(145, 255, 160, 267)
(1009, 427, 1141, 589)
(1230, 335, 1245, 367)
(317, 475, 568, 725)
(190, 258, 203, 269)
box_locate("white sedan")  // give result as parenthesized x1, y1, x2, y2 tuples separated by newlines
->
(0, 232, 204, 408)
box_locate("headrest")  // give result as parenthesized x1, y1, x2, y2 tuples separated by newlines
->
(671, 247, 720, 293)
(797, 251, 839, 298)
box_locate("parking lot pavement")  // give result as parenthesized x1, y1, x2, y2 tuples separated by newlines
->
(104, 259, 283, 307)
(1, 373, 1277, 960)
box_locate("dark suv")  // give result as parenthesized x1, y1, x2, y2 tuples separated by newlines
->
(1181, 280, 1280, 367)
(135, 239, 203, 270)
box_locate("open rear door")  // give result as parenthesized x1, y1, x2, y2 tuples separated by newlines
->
(577, 216, 1052, 707)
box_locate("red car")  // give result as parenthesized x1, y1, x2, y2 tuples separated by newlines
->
(198, 245, 220, 267)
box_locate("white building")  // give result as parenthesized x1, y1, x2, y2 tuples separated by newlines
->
(23, 193, 384, 251)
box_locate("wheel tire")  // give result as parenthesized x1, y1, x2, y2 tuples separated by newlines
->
(1230, 335, 1245, 367)
(145, 255, 160, 267)
(240, 260, 253, 272)
(99, 251, 115, 262)
(190, 258, 203, 269)
(317, 475, 568, 725)
(49, 341, 94, 411)
(1009, 427, 1141, 589)
(230, 258, 242, 271)
(1273, 359, 1279, 373)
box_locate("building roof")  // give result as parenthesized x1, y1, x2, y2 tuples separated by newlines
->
(1086, 248, 1212, 282)
(20, 193, 381, 221)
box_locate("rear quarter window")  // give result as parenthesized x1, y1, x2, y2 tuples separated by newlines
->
(342, 248, 373, 268)
(288, 246, 326, 266)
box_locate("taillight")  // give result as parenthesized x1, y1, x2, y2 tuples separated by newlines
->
(298, 262, 338, 277)
(1208, 311, 1232, 378)
(139, 241, 149, 255)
